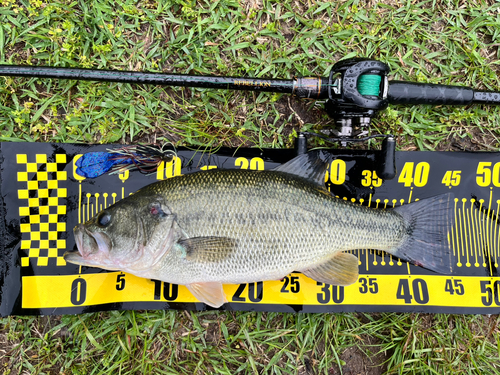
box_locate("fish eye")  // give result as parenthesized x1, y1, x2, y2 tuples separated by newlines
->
(97, 212, 112, 227)
(150, 202, 167, 218)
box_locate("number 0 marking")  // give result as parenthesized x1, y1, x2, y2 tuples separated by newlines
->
(70, 278, 87, 306)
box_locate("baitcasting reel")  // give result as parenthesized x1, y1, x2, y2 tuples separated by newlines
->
(2, 57, 500, 179)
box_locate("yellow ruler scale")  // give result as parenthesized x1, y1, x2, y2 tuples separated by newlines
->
(22, 273, 500, 309)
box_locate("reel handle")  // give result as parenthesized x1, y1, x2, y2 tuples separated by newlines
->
(376, 136, 396, 180)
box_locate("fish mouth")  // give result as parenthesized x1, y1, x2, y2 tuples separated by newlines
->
(64, 224, 113, 268)
(74, 225, 85, 255)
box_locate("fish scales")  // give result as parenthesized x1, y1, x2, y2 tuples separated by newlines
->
(144, 169, 406, 284)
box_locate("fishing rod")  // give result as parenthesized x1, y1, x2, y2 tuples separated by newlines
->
(2, 58, 499, 179)
(2, 58, 498, 126)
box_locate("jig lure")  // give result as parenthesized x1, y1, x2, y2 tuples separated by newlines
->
(76, 144, 176, 178)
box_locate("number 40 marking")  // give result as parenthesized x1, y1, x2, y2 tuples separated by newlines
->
(398, 162, 430, 187)
(396, 278, 429, 304)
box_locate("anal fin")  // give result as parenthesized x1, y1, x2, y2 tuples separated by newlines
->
(187, 282, 227, 308)
(301, 252, 359, 286)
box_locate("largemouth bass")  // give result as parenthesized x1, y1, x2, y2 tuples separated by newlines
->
(65, 151, 453, 308)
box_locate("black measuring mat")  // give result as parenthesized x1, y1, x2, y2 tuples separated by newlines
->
(0, 142, 499, 316)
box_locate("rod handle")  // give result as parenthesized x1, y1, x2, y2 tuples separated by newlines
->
(388, 81, 474, 105)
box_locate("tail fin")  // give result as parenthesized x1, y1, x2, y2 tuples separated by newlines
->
(392, 193, 454, 274)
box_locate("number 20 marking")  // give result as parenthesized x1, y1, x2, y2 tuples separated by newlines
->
(235, 157, 264, 170)
(232, 282, 263, 303)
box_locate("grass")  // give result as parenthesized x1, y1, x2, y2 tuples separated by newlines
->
(2, 312, 499, 374)
(1, 0, 500, 374)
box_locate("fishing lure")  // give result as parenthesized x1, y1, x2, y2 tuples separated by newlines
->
(76, 144, 177, 178)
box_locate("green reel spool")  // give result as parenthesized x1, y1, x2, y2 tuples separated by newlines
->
(357, 74, 382, 96)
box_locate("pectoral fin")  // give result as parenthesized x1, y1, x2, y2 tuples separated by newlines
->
(177, 237, 237, 262)
(187, 282, 227, 308)
(301, 252, 359, 286)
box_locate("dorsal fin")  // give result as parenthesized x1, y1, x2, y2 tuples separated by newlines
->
(273, 150, 331, 186)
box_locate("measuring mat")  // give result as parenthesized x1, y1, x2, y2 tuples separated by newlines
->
(1, 142, 499, 316)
